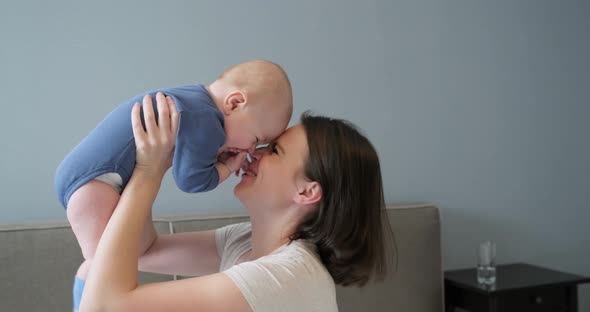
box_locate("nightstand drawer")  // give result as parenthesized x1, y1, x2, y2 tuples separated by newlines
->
(502, 286, 567, 312)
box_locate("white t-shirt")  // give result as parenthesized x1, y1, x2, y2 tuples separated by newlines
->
(215, 222, 339, 312)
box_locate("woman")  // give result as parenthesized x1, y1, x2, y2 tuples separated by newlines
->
(79, 94, 394, 311)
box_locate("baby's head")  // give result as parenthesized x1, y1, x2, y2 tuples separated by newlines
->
(209, 60, 293, 153)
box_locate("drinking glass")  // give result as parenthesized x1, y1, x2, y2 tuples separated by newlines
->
(477, 241, 496, 285)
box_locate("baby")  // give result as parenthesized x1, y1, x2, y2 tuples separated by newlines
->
(54, 60, 292, 311)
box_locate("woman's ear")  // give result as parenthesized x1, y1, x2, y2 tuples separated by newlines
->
(293, 181, 322, 206)
(222, 90, 247, 115)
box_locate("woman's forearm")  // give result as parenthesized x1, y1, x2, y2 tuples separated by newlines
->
(81, 169, 163, 310)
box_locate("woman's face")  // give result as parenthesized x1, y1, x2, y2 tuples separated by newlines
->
(234, 125, 308, 210)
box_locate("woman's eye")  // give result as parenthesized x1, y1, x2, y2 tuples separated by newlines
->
(270, 143, 278, 154)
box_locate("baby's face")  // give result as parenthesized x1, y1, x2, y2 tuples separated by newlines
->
(223, 105, 288, 154)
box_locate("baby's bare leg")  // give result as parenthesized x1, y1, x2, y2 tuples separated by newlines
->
(67, 180, 157, 279)
(67, 180, 119, 279)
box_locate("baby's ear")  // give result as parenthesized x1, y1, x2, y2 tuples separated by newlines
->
(223, 90, 247, 114)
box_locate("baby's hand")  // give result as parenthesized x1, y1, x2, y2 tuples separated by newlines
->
(217, 146, 243, 155)
(217, 150, 247, 174)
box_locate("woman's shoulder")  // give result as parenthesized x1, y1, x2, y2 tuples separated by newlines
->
(218, 221, 251, 236)
(224, 240, 338, 312)
(260, 240, 335, 285)
(215, 222, 252, 269)
(268, 240, 321, 263)
(215, 222, 251, 246)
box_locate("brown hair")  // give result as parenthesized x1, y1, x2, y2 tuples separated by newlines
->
(290, 112, 397, 287)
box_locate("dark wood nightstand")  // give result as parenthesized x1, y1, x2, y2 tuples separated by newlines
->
(444, 263, 590, 312)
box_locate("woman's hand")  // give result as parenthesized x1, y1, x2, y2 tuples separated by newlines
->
(131, 92, 179, 177)
(81, 92, 178, 311)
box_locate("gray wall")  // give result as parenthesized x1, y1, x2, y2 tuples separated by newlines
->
(1, 0, 589, 309)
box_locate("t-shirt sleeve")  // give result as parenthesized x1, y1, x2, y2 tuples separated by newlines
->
(214, 222, 251, 260)
(172, 110, 225, 193)
(214, 224, 234, 259)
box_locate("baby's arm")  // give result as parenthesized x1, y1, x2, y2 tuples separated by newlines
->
(215, 150, 247, 184)
(172, 110, 226, 192)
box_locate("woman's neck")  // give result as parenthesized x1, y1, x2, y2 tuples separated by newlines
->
(247, 213, 300, 261)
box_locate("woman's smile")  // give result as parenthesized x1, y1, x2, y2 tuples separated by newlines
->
(238, 156, 259, 186)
